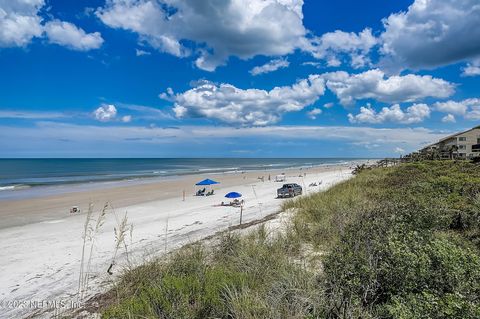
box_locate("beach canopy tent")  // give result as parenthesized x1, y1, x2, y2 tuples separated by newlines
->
(225, 192, 242, 198)
(196, 178, 219, 186)
(195, 178, 219, 196)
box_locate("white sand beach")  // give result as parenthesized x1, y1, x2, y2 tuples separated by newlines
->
(0, 164, 355, 318)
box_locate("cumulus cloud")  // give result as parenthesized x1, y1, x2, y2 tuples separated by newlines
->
(93, 104, 118, 122)
(309, 28, 377, 68)
(394, 147, 405, 154)
(434, 98, 480, 119)
(165, 75, 326, 126)
(322, 69, 455, 106)
(462, 64, 480, 77)
(93, 104, 134, 123)
(0, 0, 103, 50)
(97, 0, 309, 71)
(250, 58, 289, 76)
(380, 0, 480, 71)
(348, 103, 431, 124)
(307, 108, 322, 119)
(0, 0, 44, 47)
(441, 114, 456, 123)
(44, 20, 103, 51)
(163, 69, 455, 126)
(433, 101, 468, 115)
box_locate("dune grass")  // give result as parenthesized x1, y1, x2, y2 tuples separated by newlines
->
(102, 227, 323, 319)
(99, 161, 480, 318)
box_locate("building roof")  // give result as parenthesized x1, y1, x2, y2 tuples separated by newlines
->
(419, 125, 480, 151)
(438, 125, 480, 143)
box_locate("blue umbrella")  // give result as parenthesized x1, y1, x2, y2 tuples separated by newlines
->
(225, 192, 242, 198)
(196, 178, 220, 186)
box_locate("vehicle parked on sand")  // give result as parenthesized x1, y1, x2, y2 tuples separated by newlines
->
(277, 183, 302, 198)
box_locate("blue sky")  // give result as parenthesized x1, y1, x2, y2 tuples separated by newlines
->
(0, 0, 479, 158)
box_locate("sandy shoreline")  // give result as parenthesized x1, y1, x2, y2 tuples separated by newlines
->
(0, 162, 362, 318)
(0, 163, 360, 229)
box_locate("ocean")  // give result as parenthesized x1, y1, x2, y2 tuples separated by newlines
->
(0, 158, 364, 199)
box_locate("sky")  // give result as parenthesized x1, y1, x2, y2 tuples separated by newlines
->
(0, 0, 479, 158)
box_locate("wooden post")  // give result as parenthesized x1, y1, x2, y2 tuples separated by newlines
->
(182, 190, 185, 201)
(239, 205, 243, 225)
(164, 217, 169, 253)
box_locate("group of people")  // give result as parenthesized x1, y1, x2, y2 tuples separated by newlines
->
(309, 181, 322, 187)
(196, 188, 215, 196)
(221, 198, 245, 207)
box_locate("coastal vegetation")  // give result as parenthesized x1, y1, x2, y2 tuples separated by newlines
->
(99, 161, 480, 318)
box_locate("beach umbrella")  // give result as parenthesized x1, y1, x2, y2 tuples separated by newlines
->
(224, 192, 244, 225)
(225, 192, 242, 198)
(195, 178, 220, 186)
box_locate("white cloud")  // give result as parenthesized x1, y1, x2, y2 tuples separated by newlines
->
(322, 69, 455, 106)
(434, 101, 467, 115)
(309, 28, 377, 69)
(0, 0, 44, 47)
(351, 141, 380, 150)
(463, 99, 480, 120)
(323, 102, 334, 108)
(466, 107, 480, 120)
(97, 0, 309, 71)
(250, 58, 289, 76)
(93, 104, 117, 122)
(307, 108, 322, 119)
(121, 115, 132, 123)
(380, 0, 480, 71)
(394, 147, 405, 154)
(0, 110, 68, 119)
(462, 64, 480, 77)
(434, 98, 480, 119)
(44, 20, 103, 51)
(163, 69, 455, 126)
(0, 0, 104, 50)
(441, 114, 456, 123)
(1, 122, 447, 155)
(136, 48, 151, 56)
(348, 103, 431, 124)
(165, 75, 326, 126)
(302, 61, 321, 67)
(117, 103, 174, 120)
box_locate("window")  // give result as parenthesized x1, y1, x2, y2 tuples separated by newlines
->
(458, 145, 466, 150)
(477, 138, 480, 144)
(458, 137, 467, 141)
